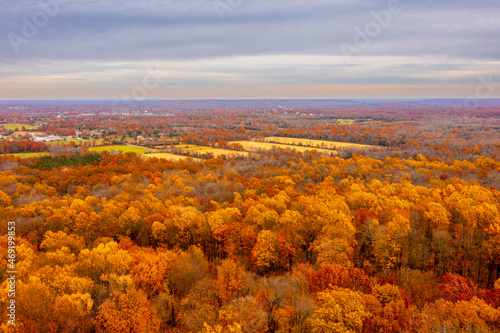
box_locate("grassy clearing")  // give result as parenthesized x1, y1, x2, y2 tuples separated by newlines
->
(1, 123, 38, 131)
(179, 145, 249, 157)
(89, 145, 151, 154)
(144, 153, 201, 162)
(48, 139, 103, 145)
(5, 152, 49, 158)
(231, 141, 337, 155)
(72, 138, 95, 142)
(337, 119, 356, 124)
(182, 145, 211, 151)
(199, 148, 249, 157)
(110, 137, 136, 141)
(72, 138, 102, 144)
(264, 137, 374, 149)
(47, 140, 71, 145)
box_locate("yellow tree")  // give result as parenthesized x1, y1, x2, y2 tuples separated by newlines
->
(179, 278, 219, 332)
(75, 241, 132, 282)
(94, 276, 161, 333)
(151, 221, 169, 245)
(34, 264, 94, 295)
(310, 287, 369, 333)
(218, 296, 268, 333)
(0, 189, 12, 207)
(206, 207, 242, 233)
(373, 210, 411, 273)
(421, 297, 500, 333)
(169, 246, 209, 296)
(166, 205, 203, 249)
(292, 190, 354, 262)
(53, 293, 94, 332)
(130, 248, 176, 298)
(118, 206, 142, 237)
(40, 230, 85, 253)
(10, 276, 57, 333)
(423, 202, 450, 231)
(278, 209, 304, 261)
(252, 230, 280, 274)
(215, 259, 248, 304)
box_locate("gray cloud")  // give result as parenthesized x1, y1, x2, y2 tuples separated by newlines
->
(0, 0, 499, 98)
(1, 0, 499, 61)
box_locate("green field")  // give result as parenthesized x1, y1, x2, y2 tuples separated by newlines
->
(184, 145, 211, 151)
(6, 152, 49, 158)
(144, 153, 201, 162)
(48, 139, 103, 145)
(72, 138, 94, 142)
(113, 137, 136, 141)
(337, 119, 356, 124)
(89, 145, 151, 154)
(1, 123, 38, 131)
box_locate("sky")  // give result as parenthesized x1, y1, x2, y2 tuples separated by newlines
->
(0, 0, 499, 100)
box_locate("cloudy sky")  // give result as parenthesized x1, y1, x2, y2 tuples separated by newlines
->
(0, 0, 499, 99)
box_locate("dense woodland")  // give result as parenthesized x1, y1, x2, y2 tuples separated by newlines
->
(1, 100, 500, 332)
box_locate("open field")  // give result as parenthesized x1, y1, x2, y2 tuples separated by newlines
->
(48, 140, 72, 145)
(48, 139, 103, 145)
(111, 137, 135, 141)
(72, 138, 100, 142)
(0, 123, 38, 131)
(264, 137, 374, 149)
(337, 119, 356, 124)
(181, 145, 211, 150)
(180, 145, 250, 157)
(197, 148, 249, 157)
(89, 145, 151, 154)
(231, 141, 337, 155)
(144, 153, 201, 162)
(5, 152, 49, 158)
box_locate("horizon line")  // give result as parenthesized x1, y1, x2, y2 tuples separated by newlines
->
(1, 98, 500, 102)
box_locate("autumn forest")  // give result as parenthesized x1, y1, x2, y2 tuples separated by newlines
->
(1, 99, 500, 333)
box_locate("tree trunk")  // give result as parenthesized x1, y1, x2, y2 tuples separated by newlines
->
(487, 264, 495, 289)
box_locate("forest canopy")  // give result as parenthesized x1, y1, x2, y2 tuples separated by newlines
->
(1, 100, 500, 332)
